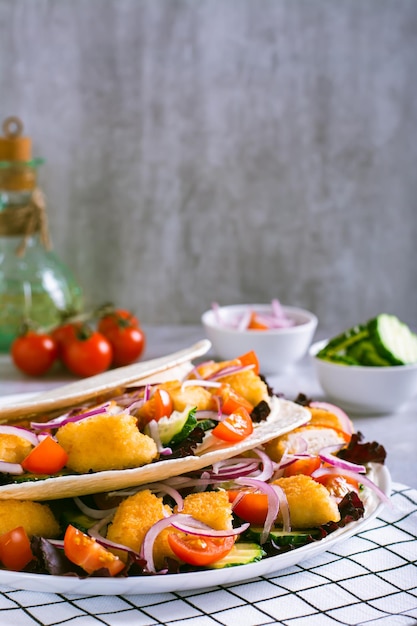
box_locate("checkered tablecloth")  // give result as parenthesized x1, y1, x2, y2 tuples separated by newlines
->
(0, 482, 416, 626)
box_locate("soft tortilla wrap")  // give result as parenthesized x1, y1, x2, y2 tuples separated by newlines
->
(0, 340, 211, 424)
(0, 395, 310, 501)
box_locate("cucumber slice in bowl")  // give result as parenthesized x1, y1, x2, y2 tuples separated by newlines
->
(368, 314, 417, 365)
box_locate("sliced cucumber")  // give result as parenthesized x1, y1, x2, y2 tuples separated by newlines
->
(368, 314, 417, 365)
(208, 542, 265, 569)
(248, 527, 320, 546)
(146, 405, 197, 445)
(346, 339, 392, 367)
(316, 324, 368, 360)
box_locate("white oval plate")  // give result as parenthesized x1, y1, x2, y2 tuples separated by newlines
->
(0, 460, 390, 595)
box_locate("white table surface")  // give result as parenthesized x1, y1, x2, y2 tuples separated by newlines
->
(0, 324, 415, 488)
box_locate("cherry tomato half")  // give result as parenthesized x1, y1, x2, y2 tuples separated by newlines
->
(212, 407, 254, 443)
(247, 312, 269, 330)
(136, 388, 173, 426)
(11, 331, 58, 377)
(61, 328, 113, 377)
(104, 325, 146, 367)
(237, 350, 260, 375)
(314, 473, 360, 502)
(0, 526, 34, 571)
(283, 456, 322, 477)
(21, 436, 68, 474)
(228, 491, 269, 525)
(215, 384, 254, 415)
(167, 533, 235, 566)
(64, 525, 125, 576)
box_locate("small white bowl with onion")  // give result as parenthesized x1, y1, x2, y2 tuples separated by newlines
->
(201, 301, 318, 375)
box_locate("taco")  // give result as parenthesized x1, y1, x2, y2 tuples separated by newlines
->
(0, 343, 311, 501)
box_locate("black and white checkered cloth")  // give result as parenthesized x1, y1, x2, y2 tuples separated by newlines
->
(1, 482, 416, 626)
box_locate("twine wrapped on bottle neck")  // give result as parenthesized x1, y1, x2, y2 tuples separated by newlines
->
(0, 187, 51, 256)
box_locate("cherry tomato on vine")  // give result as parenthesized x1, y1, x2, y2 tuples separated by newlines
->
(64, 525, 125, 576)
(104, 325, 146, 367)
(51, 322, 82, 356)
(11, 331, 58, 377)
(98, 309, 139, 335)
(0, 526, 34, 571)
(167, 533, 235, 566)
(61, 327, 113, 377)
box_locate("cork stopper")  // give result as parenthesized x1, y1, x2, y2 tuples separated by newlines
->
(0, 116, 32, 162)
(0, 117, 40, 191)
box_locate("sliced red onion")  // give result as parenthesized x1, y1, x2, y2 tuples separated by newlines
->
(150, 482, 184, 511)
(144, 384, 152, 402)
(74, 497, 117, 520)
(319, 445, 366, 474)
(309, 401, 353, 436)
(140, 515, 181, 573)
(252, 448, 277, 482)
(0, 425, 39, 447)
(206, 364, 254, 381)
(170, 515, 249, 537)
(0, 460, 24, 475)
(311, 466, 390, 503)
(237, 309, 252, 331)
(30, 404, 111, 431)
(88, 514, 141, 555)
(185, 360, 216, 380)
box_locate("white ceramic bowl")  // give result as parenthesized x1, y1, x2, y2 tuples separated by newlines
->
(310, 339, 417, 415)
(201, 304, 318, 374)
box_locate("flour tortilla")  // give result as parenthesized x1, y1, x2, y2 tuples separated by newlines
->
(0, 340, 211, 424)
(0, 396, 310, 501)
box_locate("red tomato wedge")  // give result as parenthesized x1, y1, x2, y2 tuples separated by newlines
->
(212, 407, 254, 443)
(137, 388, 173, 425)
(0, 527, 34, 571)
(216, 385, 254, 415)
(228, 491, 269, 525)
(247, 312, 269, 330)
(167, 533, 235, 566)
(237, 350, 260, 375)
(21, 436, 68, 474)
(283, 456, 322, 477)
(314, 473, 360, 500)
(64, 525, 125, 576)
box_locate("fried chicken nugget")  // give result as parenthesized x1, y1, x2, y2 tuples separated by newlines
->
(56, 413, 158, 473)
(273, 474, 341, 527)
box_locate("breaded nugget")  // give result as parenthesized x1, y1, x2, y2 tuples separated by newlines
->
(158, 380, 215, 412)
(273, 474, 340, 527)
(56, 413, 158, 473)
(0, 434, 32, 464)
(0, 500, 60, 538)
(217, 370, 269, 407)
(264, 425, 347, 462)
(106, 489, 175, 568)
(193, 359, 269, 407)
(179, 490, 233, 530)
(308, 406, 353, 434)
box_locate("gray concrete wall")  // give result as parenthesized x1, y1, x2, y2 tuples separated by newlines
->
(1, 0, 416, 335)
